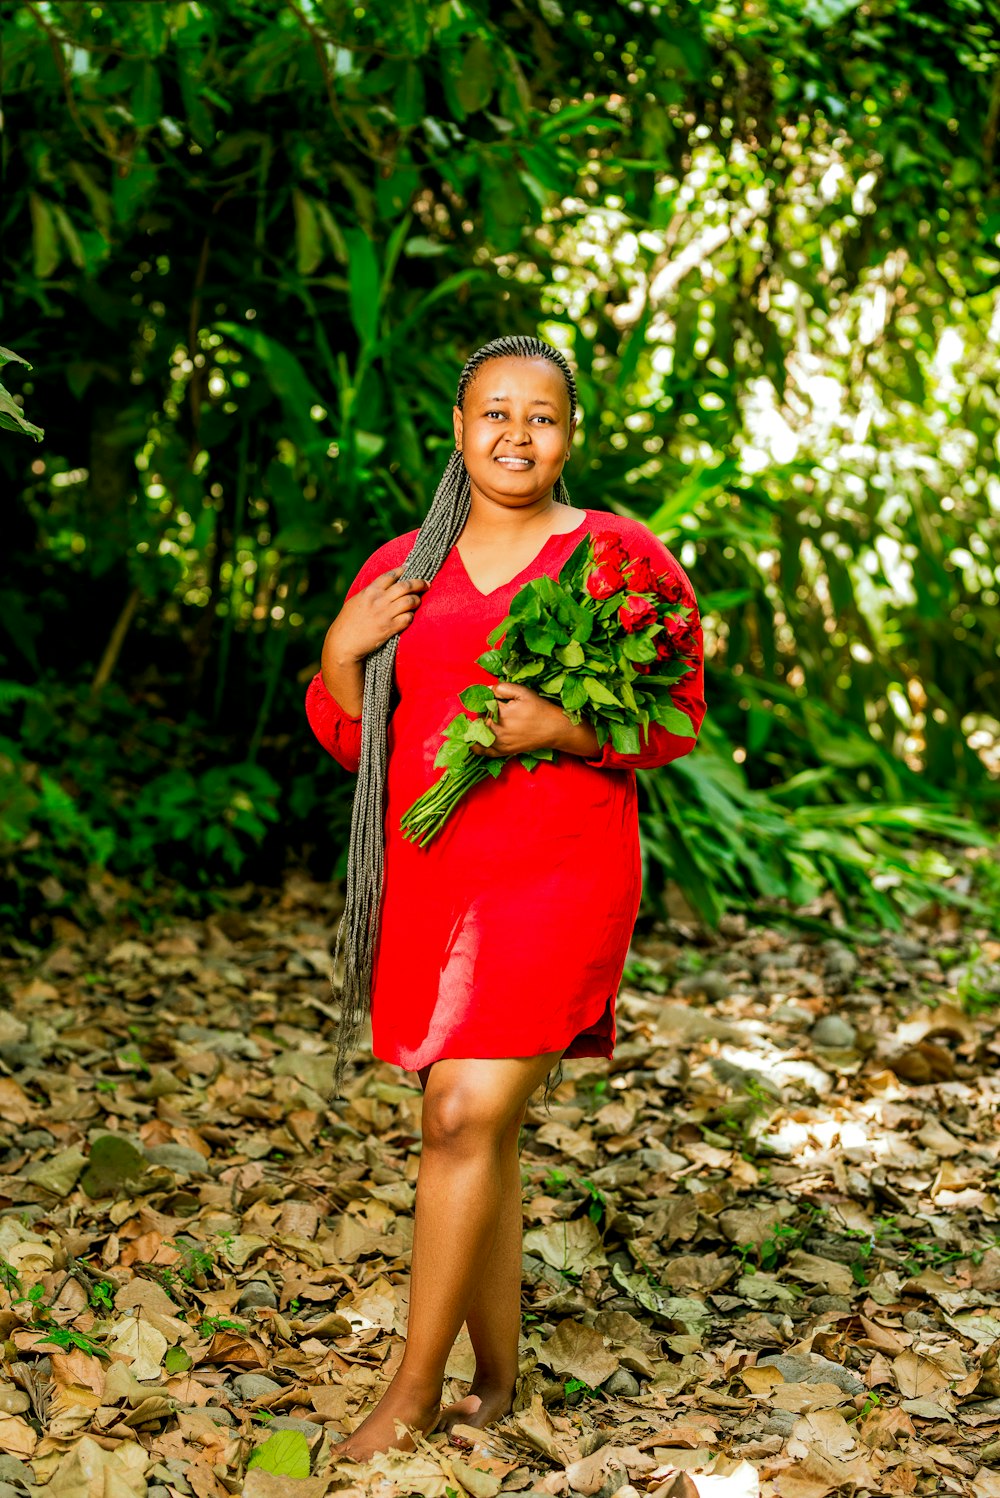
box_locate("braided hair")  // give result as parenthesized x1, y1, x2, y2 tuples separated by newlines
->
(329, 335, 579, 1102)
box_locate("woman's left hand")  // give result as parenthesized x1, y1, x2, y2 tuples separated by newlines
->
(469, 681, 571, 758)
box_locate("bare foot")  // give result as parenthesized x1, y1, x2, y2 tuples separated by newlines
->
(437, 1381, 515, 1435)
(334, 1380, 442, 1462)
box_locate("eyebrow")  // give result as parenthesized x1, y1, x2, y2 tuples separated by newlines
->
(480, 396, 558, 408)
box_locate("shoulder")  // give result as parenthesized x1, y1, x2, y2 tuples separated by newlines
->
(365, 528, 422, 569)
(346, 528, 422, 593)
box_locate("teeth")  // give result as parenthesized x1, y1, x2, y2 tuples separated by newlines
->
(497, 457, 532, 466)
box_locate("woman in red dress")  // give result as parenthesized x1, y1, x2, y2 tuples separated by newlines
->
(305, 336, 706, 1459)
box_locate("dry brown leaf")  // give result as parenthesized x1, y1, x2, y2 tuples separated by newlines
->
(857, 1315, 910, 1355)
(892, 1348, 951, 1398)
(769, 1381, 851, 1414)
(106, 1317, 168, 1380)
(0, 1412, 37, 1457)
(789, 1407, 857, 1460)
(506, 1391, 579, 1465)
(536, 1320, 618, 1386)
(197, 1329, 268, 1368)
(783, 1250, 854, 1297)
(522, 1216, 605, 1275)
(857, 1404, 916, 1450)
(243, 1476, 328, 1498)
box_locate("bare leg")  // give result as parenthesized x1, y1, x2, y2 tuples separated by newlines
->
(435, 1099, 527, 1431)
(334, 1052, 561, 1461)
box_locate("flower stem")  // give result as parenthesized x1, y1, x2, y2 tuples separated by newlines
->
(400, 756, 500, 846)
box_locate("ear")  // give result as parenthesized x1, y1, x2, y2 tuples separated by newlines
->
(453, 405, 464, 451)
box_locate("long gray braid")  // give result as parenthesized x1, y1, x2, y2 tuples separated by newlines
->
(328, 335, 579, 1104)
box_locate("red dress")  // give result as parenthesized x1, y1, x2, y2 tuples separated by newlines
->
(305, 508, 706, 1073)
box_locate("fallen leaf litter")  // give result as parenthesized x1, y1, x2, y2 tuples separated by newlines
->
(1, 873, 998, 1497)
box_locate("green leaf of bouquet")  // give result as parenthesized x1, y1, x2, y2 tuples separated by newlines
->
(477, 649, 504, 674)
(596, 593, 627, 621)
(541, 673, 565, 695)
(621, 633, 658, 663)
(610, 721, 641, 755)
(561, 678, 588, 711)
(519, 754, 540, 772)
(555, 640, 585, 668)
(510, 659, 545, 679)
(247, 1431, 310, 1478)
(640, 663, 692, 687)
(620, 679, 638, 712)
(557, 534, 592, 589)
(459, 684, 496, 712)
(523, 624, 556, 654)
(584, 677, 622, 707)
(486, 617, 514, 647)
(532, 746, 556, 761)
(566, 604, 595, 643)
(652, 701, 697, 735)
(485, 758, 506, 779)
(508, 585, 536, 618)
(464, 717, 496, 746)
(436, 739, 471, 769)
(441, 711, 474, 738)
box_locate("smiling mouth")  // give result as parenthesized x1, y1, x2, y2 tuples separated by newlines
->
(495, 456, 534, 468)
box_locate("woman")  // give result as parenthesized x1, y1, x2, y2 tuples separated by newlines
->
(305, 335, 706, 1459)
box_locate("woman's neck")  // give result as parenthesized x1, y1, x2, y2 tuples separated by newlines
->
(463, 493, 585, 542)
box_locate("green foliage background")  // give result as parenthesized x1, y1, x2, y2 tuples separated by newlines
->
(3, 0, 1000, 935)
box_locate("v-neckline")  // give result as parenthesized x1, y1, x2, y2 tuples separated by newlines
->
(454, 510, 591, 598)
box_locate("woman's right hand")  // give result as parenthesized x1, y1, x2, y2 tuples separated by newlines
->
(326, 566, 430, 662)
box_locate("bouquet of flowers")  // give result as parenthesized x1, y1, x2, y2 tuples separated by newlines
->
(399, 530, 700, 847)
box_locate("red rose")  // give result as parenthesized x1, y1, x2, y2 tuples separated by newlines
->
(592, 532, 630, 570)
(677, 622, 700, 655)
(586, 563, 626, 600)
(618, 596, 659, 633)
(656, 571, 685, 605)
(660, 614, 699, 656)
(634, 660, 653, 674)
(626, 556, 660, 594)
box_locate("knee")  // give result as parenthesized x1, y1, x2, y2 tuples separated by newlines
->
(421, 1088, 507, 1156)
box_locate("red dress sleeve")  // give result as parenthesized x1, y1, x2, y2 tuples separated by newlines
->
(305, 674, 363, 774)
(304, 532, 418, 775)
(582, 528, 706, 772)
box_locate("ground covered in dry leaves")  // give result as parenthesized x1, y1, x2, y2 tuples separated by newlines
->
(1, 873, 999, 1498)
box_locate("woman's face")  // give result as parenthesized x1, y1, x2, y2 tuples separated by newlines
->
(453, 356, 576, 510)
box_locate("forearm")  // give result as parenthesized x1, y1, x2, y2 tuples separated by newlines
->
(321, 625, 365, 717)
(552, 715, 600, 758)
